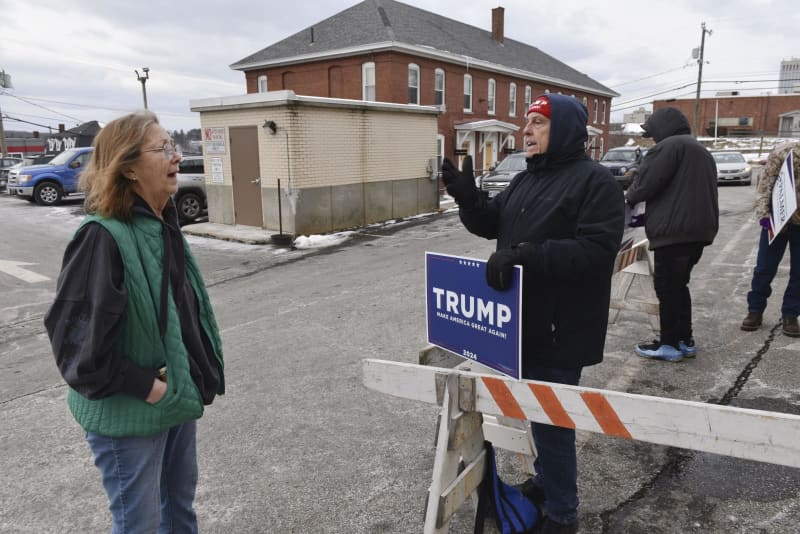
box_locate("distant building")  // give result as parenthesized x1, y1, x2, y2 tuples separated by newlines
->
(230, 1, 617, 166)
(779, 58, 800, 95)
(44, 121, 101, 156)
(653, 93, 800, 137)
(2, 130, 47, 156)
(622, 107, 651, 125)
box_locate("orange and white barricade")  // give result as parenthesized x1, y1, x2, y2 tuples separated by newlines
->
(609, 238, 660, 331)
(363, 357, 800, 533)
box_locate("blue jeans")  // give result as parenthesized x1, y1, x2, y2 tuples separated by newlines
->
(526, 365, 583, 524)
(747, 225, 800, 317)
(86, 421, 199, 534)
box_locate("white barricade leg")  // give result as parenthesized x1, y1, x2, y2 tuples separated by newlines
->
(419, 345, 538, 475)
(482, 415, 537, 475)
(609, 242, 660, 333)
(423, 373, 487, 534)
(608, 271, 635, 324)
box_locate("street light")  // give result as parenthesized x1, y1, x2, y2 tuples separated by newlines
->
(135, 67, 150, 110)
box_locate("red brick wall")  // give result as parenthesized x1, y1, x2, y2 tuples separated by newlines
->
(244, 52, 612, 168)
(653, 94, 800, 136)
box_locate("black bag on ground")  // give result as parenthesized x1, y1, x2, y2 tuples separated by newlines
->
(474, 441, 540, 534)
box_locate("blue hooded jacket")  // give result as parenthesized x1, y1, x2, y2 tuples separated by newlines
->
(459, 93, 625, 370)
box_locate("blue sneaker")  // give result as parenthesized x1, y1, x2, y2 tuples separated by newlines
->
(635, 340, 684, 362)
(679, 339, 697, 358)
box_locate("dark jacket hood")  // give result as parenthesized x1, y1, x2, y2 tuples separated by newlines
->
(528, 93, 588, 169)
(641, 107, 691, 143)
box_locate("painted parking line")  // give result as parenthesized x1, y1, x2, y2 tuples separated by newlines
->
(0, 260, 50, 283)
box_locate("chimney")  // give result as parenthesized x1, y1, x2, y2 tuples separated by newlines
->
(58, 123, 65, 133)
(492, 7, 505, 43)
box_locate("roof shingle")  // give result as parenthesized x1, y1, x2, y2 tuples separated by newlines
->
(231, 0, 616, 97)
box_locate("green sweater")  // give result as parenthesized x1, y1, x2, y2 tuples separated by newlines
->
(67, 213, 224, 437)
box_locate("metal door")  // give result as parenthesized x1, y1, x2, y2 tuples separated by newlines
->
(229, 126, 263, 227)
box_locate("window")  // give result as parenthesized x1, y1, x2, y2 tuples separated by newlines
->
(488, 78, 496, 115)
(408, 63, 420, 104)
(544, 88, 551, 94)
(601, 101, 607, 124)
(434, 69, 445, 106)
(509, 83, 517, 117)
(524, 86, 532, 111)
(257, 75, 268, 93)
(179, 157, 205, 174)
(362, 62, 376, 101)
(464, 74, 473, 112)
(593, 99, 599, 123)
(506, 136, 516, 151)
(582, 96, 588, 109)
(437, 134, 445, 169)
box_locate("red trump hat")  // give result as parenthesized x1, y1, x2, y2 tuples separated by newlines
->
(526, 96, 551, 118)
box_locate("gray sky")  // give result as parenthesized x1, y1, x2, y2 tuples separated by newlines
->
(1, 0, 798, 134)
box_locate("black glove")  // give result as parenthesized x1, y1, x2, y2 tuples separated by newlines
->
(486, 247, 523, 291)
(441, 156, 478, 206)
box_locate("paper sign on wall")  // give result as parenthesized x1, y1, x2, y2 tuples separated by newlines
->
(210, 157, 224, 184)
(203, 127, 226, 155)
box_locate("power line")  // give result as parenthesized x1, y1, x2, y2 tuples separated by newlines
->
(611, 82, 697, 109)
(1, 114, 56, 130)
(612, 77, 786, 111)
(0, 90, 83, 123)
(1, 90, 199, 119)
(0, 91, 133, 113)
(0, 110, 67, 123)
(610, 63, 694, 89)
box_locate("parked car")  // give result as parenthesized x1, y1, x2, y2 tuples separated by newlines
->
(478, 152, 527, 197)
(711, 151, 752, 185)
(0, 157, 22, 191)
(598, 147, 643, 189)
(6, 147, 92, 205)
(175, 155, 207, 223)
(1, 155, 58, 192)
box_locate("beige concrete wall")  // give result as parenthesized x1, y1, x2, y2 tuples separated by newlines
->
(197, 101, 438, 234)
(289, 109, 438, 188)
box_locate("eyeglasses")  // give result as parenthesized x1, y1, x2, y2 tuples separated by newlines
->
(142, 142, 181, 161)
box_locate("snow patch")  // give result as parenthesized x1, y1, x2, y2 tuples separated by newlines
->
(293, 232, 355, 249)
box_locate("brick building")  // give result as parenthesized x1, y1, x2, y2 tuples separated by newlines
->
(230, 0, 617, 169)
(653, 94, 800, 138)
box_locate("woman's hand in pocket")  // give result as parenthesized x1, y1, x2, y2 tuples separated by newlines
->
(145, 378, 167, 404)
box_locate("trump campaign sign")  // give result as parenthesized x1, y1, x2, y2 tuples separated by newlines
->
(425, 252, 523, 379)
(769, 150, 797, 244)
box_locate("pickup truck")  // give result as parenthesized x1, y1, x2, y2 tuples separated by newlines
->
(6, 147, 93, 205)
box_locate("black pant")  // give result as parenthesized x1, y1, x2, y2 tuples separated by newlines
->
(653, 243, 704, 347)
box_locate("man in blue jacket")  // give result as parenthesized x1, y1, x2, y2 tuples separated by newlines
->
(625, 107, 719, 362)
(441, 93, 624, 534)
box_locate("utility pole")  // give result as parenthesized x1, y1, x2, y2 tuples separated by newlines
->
(0, 69, 11, 157)
(135, 67, 150, 109)
(693, 22, 712, 137)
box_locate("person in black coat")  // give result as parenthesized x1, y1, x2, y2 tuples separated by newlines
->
(625, 107, 719, 362)
(441, 93, 624, 534)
